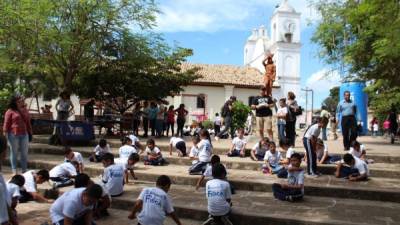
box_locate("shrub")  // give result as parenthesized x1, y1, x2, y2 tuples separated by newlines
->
(232, 101, 251, 131)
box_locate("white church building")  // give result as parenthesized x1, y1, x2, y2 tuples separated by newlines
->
(168, 0, 301, 122)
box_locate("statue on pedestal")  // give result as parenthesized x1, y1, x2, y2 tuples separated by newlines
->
(262, 54, 276, 96)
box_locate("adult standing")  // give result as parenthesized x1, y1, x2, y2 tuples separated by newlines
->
(336, 91, 360, 150)
(55, 91, 74, 121)
(166, 105, 175, 137)
(276, 98, 288, 141)
(286, 91, 299, 146)
(148, 102, 159, 137)
(320, 106, 330, 141)
(251, 87, 275, 140)
(330, 114, 338, 140)
(3, 95, 32, 174)
(132, 103, 142, 136)
(175, 104, 188, 137)
(388, 107, 398, 139)
(216, 96, 236, 140)
(142, 101, 150, 137)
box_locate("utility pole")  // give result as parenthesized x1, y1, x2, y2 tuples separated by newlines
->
(301, 87, 314, 125)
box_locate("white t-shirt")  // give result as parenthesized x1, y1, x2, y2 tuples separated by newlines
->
(232, 137, 247, 151)
(205, 179, 231, 216)
(214, 116, 222, 126)
(102, 164, 124, 196)
(277, 107, 288, 123)
(0, 174, 9, 223)
(129, 134, 140, 144)
(169, 137, 184, 147)
(22, 170, 37, 193)
(285, 147, 295, 159)
(252, 142, 268, 156)
(373, 124, 379, 132)
(353, 157, 369, 176)
(137, 187, 174, 225)
(49, 162, 77, 178)
(119, 145, 137, 159)
(304, 124, 321, 139)
(7, 183, 21, 202)
(94, 144, 110, 156)
(198, 139, 212, 162)
(189, 146, 200, 165)
(287, 169, 305, 193)
(264, 150, 281, 166)
(50, 188, 93, 223)
(145, 146, 161, 155)
(316, 144, 329, 160)
(203, 164, 213, 178)
(349, 145, 366, 159)
(65, 152, 84, 165)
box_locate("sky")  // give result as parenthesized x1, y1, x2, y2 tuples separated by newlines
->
(154, 0, 342, 109)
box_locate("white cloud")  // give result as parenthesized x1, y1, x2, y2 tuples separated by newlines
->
(306, 68, 341, 93)
(155, 0, 318, 33)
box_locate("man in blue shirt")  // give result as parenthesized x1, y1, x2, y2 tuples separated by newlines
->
(336, 91, 359, 150)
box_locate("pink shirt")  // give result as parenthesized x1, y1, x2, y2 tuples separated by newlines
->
(3, 109, 32, 135)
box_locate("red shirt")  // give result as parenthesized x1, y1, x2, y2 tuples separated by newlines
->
(3, 109, 32, 135)
(167, 110, 175, 123)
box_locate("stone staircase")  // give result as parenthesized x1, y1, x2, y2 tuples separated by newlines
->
(17, 136, 400, 225)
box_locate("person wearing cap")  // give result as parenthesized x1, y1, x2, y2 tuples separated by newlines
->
(216, 96, 236, 140)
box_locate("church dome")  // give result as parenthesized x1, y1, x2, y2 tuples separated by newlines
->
(274, 0, 296, 13)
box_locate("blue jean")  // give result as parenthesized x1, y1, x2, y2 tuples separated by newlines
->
(7, 133, 29, 173)
(278, 123, 286, 140)
(322, 128, 327, 141)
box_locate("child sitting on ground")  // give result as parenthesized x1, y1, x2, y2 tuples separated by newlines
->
(20, 170, 50, 203)
(64, 147, 84, 173)
(49, 161, 79, 188)
(74, 173, 111, 219)
(272, 153, 304, 202)
(250, 137, 269, 161)
(123, 153, 140, 184)
(189, 136, 201, 165)
(263, 142, 284, 175)
(144, 139, 165, 166)
(277, 138, 296, 178)
(50, 184, 103, 225)
(227, 128, 247, 157)
(349, 141, 368, 162)
(119, 136, 138, 159)
(189, 129, 213, 175)
(102, 153, 125, 197)
(315, 139, 341, 164)
(7, 175, 25, 225)
(335, 153, 369, 181)
(196, 155, 221, 190)
(90, 139, 110, 162)
(128, 175, 182, 225)
(169, 136, 187, 157)
(203, 163, 233, 225)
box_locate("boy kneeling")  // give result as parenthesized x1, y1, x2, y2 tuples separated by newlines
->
(272, 153, 304, 202)
(335, 153, 369, 181)
(203, 164, 233, 225)
(50, 184, 103, 225)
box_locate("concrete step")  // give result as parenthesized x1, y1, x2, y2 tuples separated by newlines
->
(31, 136, 400, 164)
(20, 153, 400, 203)
(29, 143, 400, 179)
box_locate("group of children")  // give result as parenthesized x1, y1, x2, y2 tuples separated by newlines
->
(0, 121, 376, 225)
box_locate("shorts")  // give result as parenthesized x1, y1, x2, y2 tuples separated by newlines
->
(256, 116, 272, 132)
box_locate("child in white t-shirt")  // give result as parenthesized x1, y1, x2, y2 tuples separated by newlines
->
(349, 141, 367, 161)
(189, 129, 213, 175)
(50, 184, 103, 225)
(90, 139, 110, 162)
(189, 136, 201, 165)
(144, 139, 165, 166)
(251, 137, 269, 161)
(64, 147, 84, 173)
(119, 136, 138, 159)
(123, 153, 140, 184)
(101, 153, 125, 197)
(196, 155, 220, 190)
(272, 153, 304, 202)
(314, 139, 341, 164)
(277, 139, 295, 178)
(335, 153, 369, 181)
(49, 161, 79, 188)
(7, 174, 25, 225)
(227, 128, 247, 157)
(203, 164, 233, 225)
(263, 142, 283, 175)
(169, 136, 187, 157)
(128, 175, 182, 225)
(20, 170, 50, 203)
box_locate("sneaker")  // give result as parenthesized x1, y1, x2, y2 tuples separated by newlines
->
(202, 216, 214, 225)
(215, 136, 220, 141)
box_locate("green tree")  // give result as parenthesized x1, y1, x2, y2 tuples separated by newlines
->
(311, 0, 400, 119)
(322, 86, 339, 113)
(0, 0, 158, 93)
(74, 31, 199, 114)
